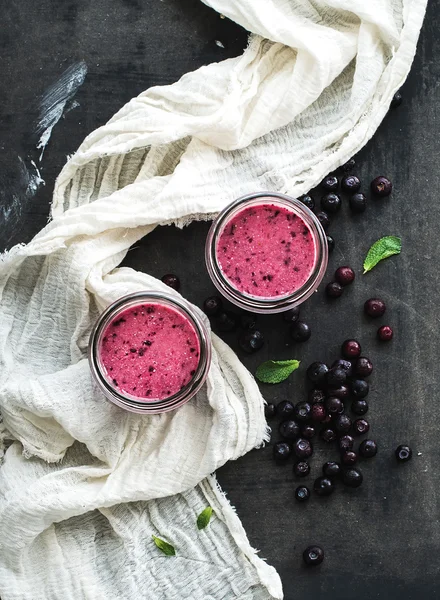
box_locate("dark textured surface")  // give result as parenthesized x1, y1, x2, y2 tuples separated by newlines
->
(1, 1, 439, 598)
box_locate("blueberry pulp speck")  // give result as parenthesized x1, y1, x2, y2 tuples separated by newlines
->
(391, 90, 402, 108)
(316, 211, 331, 230)
(371, 176, 392, 197)
(364, 298, 386, 318)
(283, 306, 300, 323)
(342, 467, 363, 488)
(298, 195, 315, 211)
(301, 425, 316, 439)
(293, 438, 313, 459)
(291, 321, 311, 342)
(161, 273, 180, 290)
(395, 444, 412, 462)
(349, 192, 367, 213)
(273, 442, 291, 462)
(341, 174, 361, 193)
(321, 175, 339, 192)
(294, 402, 312, 422)
(309, 389, 326, 404)
(307, 362, 329, 385)
(359, 439, 378, 458)
(332, 359, 353, 377)
(326, 281, 343, 298)
(216, 311, 238, 332)
(323, 461, 342, 478)
(240, 312, 258, 330)
(295, 486, 311, 502)
(203, 295, 223, 316)
(239, 330, 264, 353)
(326, 235, 335, 253)
(341, 339, 362, 358)
(321, 193, 341, 214)
(355, 357, 373, 377)
(335, 266, 355, 286)
(351, 399, 369, 415)
(314, 476, 335, 496)
(330, 385, 349, 400)
(378, 325, 393, 341)
(351, 379, 369, 398)
(265, 403, 277, 419)
(334, 414, 352, 434)
(326, 367, 347, 387)
(303, 545, 325, 566)
(279, 420, 300, 440)
(339, 435, 355, 452)
(325, 396, 344, 415)
(320, 428, 337, 443)
(342, 451, 358, 466)
(277, 400, 295, 418)
(294, 461, 311, 477)
(311, 403, 327, 423)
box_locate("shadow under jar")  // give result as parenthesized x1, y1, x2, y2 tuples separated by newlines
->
(205, 192, 328, 313)
(88, 291, 211, 414)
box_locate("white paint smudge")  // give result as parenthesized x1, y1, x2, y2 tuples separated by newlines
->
(27, 160, 45, 197)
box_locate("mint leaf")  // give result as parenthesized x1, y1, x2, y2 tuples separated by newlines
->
(256, 360, 300, 384)
(197, 507, 213, 530)
(152, 535, 176, 556)
(363, 236, 401, 274)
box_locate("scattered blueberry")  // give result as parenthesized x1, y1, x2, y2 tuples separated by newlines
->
(294, 461, 311, 478)
(341, 339, 361, 359)
(303, 545, 324, 566)
(351, 399, 369, 415)
(359, 439, 378, 458)
(323, 461, 342, 478)
(314, 476, 335, 496)
(279, 420, 300, 440)
(321, 193, 341, 214)
(326, 235, 335, 253)
(203, 295, 223, 316)
(326, 367, 347, 387)
(378, 325, 393, 341)
(283, 306, 300, 323)
(325, 396, 344, 415)
(339, 435, 354, 453)
(265, 403, 277, 419)
(320, 428, 337, 443)
(298, 194, 315, 211)
(301, 425, 316, 440)
(291, 321, 311, 342)
(364, 298, 386, 318)
(330, 385, 349, 400)
(161, 273, 180, 290)
(307, 362, 329, 385)
(341, 451, 358, 466)
(342, 467, 363, 488)
(395, 444, 412, 462)
(341, 158, 356, 172)
(351, 379, 369, 398)
(309, 389, 326, 404)
(295, 486, 311, 503)
(349, 192, 367, 213)
(390, 90, 402, 109)
(240, 312, 257, 330)
(293, 438, 313, 459)
(371, 176, 392, 197)
(341, 175, 361, 193)
(277, 400, 295, 419)
(321, 175, 339, 192)
(216, 311, 237, 332)
(326, 281, 343, 298)
(294, 401, 312, 422)
(334, 414, 352, 434)
(316, 211, 331, 230)
(273, 442, 292, 462)
(332, 359, 353, 377)
(355, 357, 373, 377)
(311, 404, 327, 422)
(239, 330, 264, 353)
(335, 266, 355, 286)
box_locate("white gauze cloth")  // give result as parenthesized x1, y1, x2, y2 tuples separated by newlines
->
(0, 0, 426, 598)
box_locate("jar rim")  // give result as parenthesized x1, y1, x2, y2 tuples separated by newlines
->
(205, 192, 328, 313)
(88, 291, 211, 414)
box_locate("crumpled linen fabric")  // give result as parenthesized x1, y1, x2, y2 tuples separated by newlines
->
(0, 0, 426, 598)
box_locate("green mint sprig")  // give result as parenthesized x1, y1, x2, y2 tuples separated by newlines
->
(152, 535, 176, 556)
(197, 507, 213, 530)
(363, 236, 401, 274)
(256, 359, 300, 384)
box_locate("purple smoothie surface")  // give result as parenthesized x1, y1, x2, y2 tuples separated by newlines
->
(99, 302, 200, 400)
(216, 203, 317, 297)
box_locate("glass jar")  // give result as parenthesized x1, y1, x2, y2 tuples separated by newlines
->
(205, 192, 328, 314)
(88, 291, 211, 414)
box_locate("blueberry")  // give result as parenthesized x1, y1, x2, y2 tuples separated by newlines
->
(326, 281, 343, 298)
(293, 438, 313, 459)
(330, 385, 349, 400)
(334, 414, 352, 434)
(355, 357, 373, 377)
(283, 306, 300, 323)
(301, 425, 316, 439)
(216, 311, 238, 332)
(378, 325, 393, 341)
(277, 400, 295, 418)
(273, 442, 291, 462)
(341, 451, 358, 466)
(341, 158, 356, 172)
(314, 476, 334, 496)
(320, 428, 337, 443)
(295, 486, 311, 502)
(240, 312, 257, 330)
(331, 359, 353, 377)
(161, 273, 180, 290)
(339, 434, 354, 452)
(294, 461, 311, 477)
(321, 193, 341, 214)
(335, 266, 355, 286)
(311, 403, 327, 422)
(265, 403, 277, 419)
(342, 467, 363, 488)
(239, 330, 264, 353)
(341, 175, 361, 193)
(303, 545, 324, 566)
(316, 211, 331, 230)
(298, 195, 315, 211)
(322, 461, 341, 478)
(351, 379, 369, 398)
(325, 396, 344, 415)
(309, 389, 326, 404)
(321, 175, 339, 192)
(291, 321, 311, 342)
(326, 235, 335, 253)
(341, 339, 361, 358)
(395, 444, 412, 462)
(351, 399, 369, 415)
(294, 401, 312, 422)
(279, 420, 300, 440)
(349, 192, 367, 213)
(359, 439, 378, 458)
(371, 176, 392, 197)
(390, 90, 402, 109)
(364, 298, 386, 318)
(203, 295, 223, 316)
(306, 362, 329, 385)
(326, 367, 347, 387)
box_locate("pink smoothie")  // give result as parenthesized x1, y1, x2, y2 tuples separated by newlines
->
(217, 203, 317, 298)
(99, 303, 200, 400)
